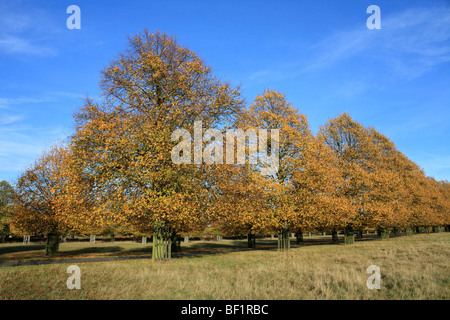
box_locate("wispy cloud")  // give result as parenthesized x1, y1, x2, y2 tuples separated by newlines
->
(0, 115, 23, 126)
(305, 6, 450, 77)
(0, 2, 58, 56)
(0, 96, 54, 109)
(0, 120, 69, 180)
(0, 91, 79, 181)
(245, 6, 450, 84)
(0, 35, 56, 56)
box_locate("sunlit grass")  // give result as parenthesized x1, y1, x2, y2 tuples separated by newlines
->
(0, 233, 448, 299)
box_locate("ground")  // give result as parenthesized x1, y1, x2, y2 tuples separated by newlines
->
(0, 233, 448, 299)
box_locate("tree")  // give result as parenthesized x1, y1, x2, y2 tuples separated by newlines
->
(317, 113, 376, 241)
(211, 164, 275, 248)
(11, 145, 68, 255)
(291, 135, 353, 242)
(0, 180, 14, 242)
(11, 144, 96, 256)
(237, 89, 313, 249)
(71, 30, 244, 260)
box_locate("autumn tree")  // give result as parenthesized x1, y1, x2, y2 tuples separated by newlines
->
(211, 164, 276, 248)
(0, 180, 14, 242)
(318, 113, 381, 242)
(71, 30, 243, 260)
(12, 145, 69, 256)
(436, 180, 450, 231)
(234, 89, 316, 249)
(11, 144, 98, 256)
(291, 135, 353, 243)
(318, 113, 449, 240)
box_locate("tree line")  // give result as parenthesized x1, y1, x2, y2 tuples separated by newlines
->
(3, 30, 449, 258)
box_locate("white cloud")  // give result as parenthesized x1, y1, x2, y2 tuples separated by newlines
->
(244, 6, 450, 85)
(0, 35, 56, 56)
(0, 97, 54, 109)
(0, 115, 23, 125)
(0, 2, 59, 57)
(308, 6, 450, 78)
(0, 122, 69, 177)
(0, 92, 77, 181)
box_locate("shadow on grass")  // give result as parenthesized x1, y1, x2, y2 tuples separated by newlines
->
(57, 246, 125, 257)
(0, 244, 151, 261)
(0, 244, 46, 255)
(0, 233, 411, 267)
(184, 241, 247, 250)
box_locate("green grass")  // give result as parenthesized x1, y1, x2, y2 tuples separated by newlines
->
(0, 233, 449, 299)
(0, 234, 334, 263)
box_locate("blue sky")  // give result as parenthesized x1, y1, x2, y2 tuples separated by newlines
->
(1, 0, 449, 184)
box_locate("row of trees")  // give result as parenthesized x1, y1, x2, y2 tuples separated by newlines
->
(5, 30, 450, 258)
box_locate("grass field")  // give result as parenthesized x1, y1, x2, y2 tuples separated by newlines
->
(0, 233, 449, 299)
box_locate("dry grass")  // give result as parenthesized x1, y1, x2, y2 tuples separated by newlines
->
(0, 233, 448, 299)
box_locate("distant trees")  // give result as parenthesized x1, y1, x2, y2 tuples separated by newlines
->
(10, 145, 97, 256)
(318, 113, 450, 240)
(7, 30, 450, 258)
(11, 145, 69, 256)
(0, 180, 14, 242)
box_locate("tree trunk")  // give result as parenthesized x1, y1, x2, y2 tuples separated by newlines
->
(277, 229, 290, 251)
(405, 227, 413, 236)
(247, 233, 256, 249)
(332, 229, 338, 243)
(355, 229, 363, 239)
(45, 233, 60, 257)
(344, 225, 355, 244)
(378, 227, 389, 240)
(171, 233, 181, 253)
(23, 234, 30, 245)
(295, 228, 303, 245)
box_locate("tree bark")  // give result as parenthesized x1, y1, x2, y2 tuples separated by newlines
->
(356, 229, 363, 239)
(344, 225, 355, 244)
(247, 233, 256, 248)
(405, 227, 413, 236)
(378, 227, 389, 240)
(171, 233, 181, 252)
(295, 228, 303, 244)
(45, 232, 60, 257)
(332, 229, 338, 243)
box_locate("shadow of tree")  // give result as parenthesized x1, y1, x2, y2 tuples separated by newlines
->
(0, 244, 46, 255)
(56, 246, 124, 257)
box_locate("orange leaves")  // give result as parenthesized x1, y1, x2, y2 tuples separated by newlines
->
(12, 30, 449, 241)
(69, 30, 245, 237)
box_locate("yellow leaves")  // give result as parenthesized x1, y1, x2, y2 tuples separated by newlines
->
(12, 30, 450, 241)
